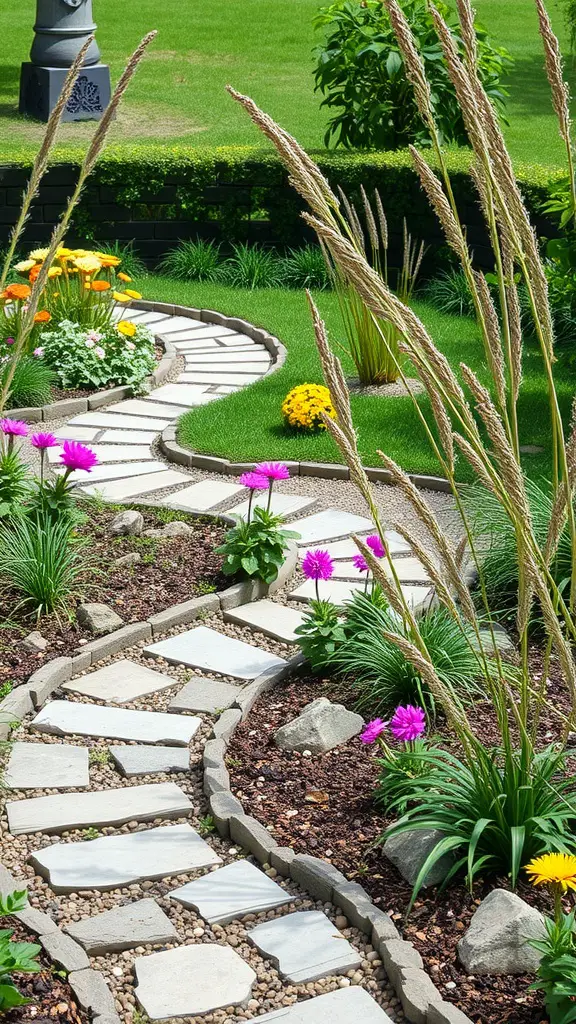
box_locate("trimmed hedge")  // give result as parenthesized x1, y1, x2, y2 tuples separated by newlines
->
(0, 145, 568, 264)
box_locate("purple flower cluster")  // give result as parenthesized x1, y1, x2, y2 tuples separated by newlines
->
(239, 471, 269, 491)
(0, 418, 28, 438)
(361, 704, 426, 745)
(238, 462, 291, 521)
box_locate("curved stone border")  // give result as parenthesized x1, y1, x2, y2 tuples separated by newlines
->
(204, 662, 473, 1024)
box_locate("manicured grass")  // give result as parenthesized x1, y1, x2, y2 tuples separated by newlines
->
(0, 0, 575, 166)
(134, 274, 574, 482)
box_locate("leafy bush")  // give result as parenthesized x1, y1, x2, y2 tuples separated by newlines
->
(294, 599, 346, 670)
(1, 356, 55, 410)
(217, 506, 298, 585)
(38, 319, 155, 391)
(0, 450, 29, 517)
(529, 906, 576, 1024)
(374, 736, 438, 813)
(0, 889, 41, 1011)
(0, 512, 89, 616)
(422, 268, 476, 318)
(159, 238, 223, 281)
(313, 0, 512, 149)
(280, 245, 330, 290)
(219, 243, 283, 289)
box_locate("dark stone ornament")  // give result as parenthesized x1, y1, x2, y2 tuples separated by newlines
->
(66, 74, 103, 115)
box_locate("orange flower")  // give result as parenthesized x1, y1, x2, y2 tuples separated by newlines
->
(91, 280, 111, 292)
(117, 272, 132, 283)
(3, 283, 31, 301)
(34, 310, 51, 323)
(28, 265, 41, 283)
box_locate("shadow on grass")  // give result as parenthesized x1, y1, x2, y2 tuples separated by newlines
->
(504, 53, 576, 118)
(0, 64, 22, 118)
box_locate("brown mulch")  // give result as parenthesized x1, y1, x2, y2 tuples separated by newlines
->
(226, 658, 572, 1024)
(0, 503, 227, 688)
(4, 920, 87, 1024)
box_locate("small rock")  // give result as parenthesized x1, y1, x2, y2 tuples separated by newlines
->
(144, 521, 194, 539)
(109, 510, 143, 537)
(458, 889, 545, 975)
(114, 553, 142, 568)
(22, 631, 49, 653)
(274, 698, 364, 754)
(76, 604, 124, 635)
(383, 829, 453, 888)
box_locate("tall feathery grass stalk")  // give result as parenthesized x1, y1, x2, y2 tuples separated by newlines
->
(0, 31, 157, 414)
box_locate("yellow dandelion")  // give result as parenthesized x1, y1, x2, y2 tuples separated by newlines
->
(48, 267, 62, 278)
(123, 288, 142, 300)
(116, 320, 137, 338)
(525, 852, 576, 892)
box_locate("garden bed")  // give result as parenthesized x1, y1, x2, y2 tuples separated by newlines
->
(0, 502, 228, 689)
(3, 918, 88, 1024)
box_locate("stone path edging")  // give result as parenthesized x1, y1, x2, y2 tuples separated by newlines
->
(204, 665, 473, 1024)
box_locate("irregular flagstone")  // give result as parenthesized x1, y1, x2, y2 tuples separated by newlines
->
(62, 659, 178, 704)
(66, 898, 180, 954)
(292, 509, 375, 545)
(183, 361, 268, 374)
(168, 859, 293, 924)
(256, 987, 395, 1022)
(126, 312, 171, 325)
(248, 910, 362, 983)
(109, 745, 190, 777)
(99, 430, 158, 445)
(4, 742, 89, 790)
(223, 600, 304, 643)
(161, 479, 244, 511)
(226, 493, 316, 520)
(288, 579, 364, 605)
(331, 555, 430, 583)
(168, 675, 241, 714)
(184, 351, 270, 364)
(105, 399, 185, 419)
(58, 461, 167, 485)
(145, 625, 287, 680)
(29, 823, 222, 893)
(160, 324, 237, 340)
(178, 371, 261, 386)
(172, 339, 221, 351)
(147, 383, 216, 407)
(7, 781, 192, 835)
(48, 444, 152, 464)
(134, 944, 256, 1019)
(54, 426, 100, 442)
(70, 412, 169, 431)
(298, 531, 411, 561)
(80, 469, 189, 500)
(32, 700, 201, 745)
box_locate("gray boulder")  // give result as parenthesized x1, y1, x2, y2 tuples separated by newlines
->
(109, 510, 143, 537)
(22, 631, 49, 653)
(274, 697, 363, 754)
(77, 603, 124, 635)
(458, 889, 545, 975)
(114, 552, 142, 568)
(383, 829, 453, 888)
(144, 521, 194, 539)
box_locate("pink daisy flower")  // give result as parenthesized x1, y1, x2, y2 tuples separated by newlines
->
(30, 432, 58, 450)
(239, 471, 269, 491)
(302, 549, 334, 581)
(366, 534, 386, 558)
(59, 440, 99, 473)
(352, 553, 369, 573)
(390, 705, 426, 743)
(255, 461, 290, 481)
(360, 719, 388, 744)
(0, 418, 28, 437)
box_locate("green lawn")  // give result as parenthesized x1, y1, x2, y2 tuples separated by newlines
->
(0, 0, 575, 166)
(134, 275, 574, 482)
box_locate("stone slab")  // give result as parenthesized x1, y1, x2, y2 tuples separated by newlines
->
(32, 700, 201, 746)
(134, 944, 256, 1019)
(148, 384, 213, 407)
(256, 988, 394, 1022)
(7, 781, 192, 835)
(145, 625, 287, 680)
(81, 470, 189, 500)
(288, 579, 364, 605)
(71, 412, 169, 431)
(224, 600, 304, 643)
(63, 659, 178, 704)
(109, 745, 190, 777)
(161, 479, 244, 511)
(227, 493, 316, 520)
(66, 898, 179, 954)
(161, 324, 236, 340)
(293, 509, 374, 545)
(29, 823, 222, 893)
(183, 362, 268, 374)
(54, 426, 100, 442)
(62, 461, 167, 485)
(248, 910, 362, 983)
(99, 430, 158, 445)
(4, 742, 89, 790)
(331, 556, 430, 583)
(168, 676, 242, 714)
(105, 400, 184, 420)
(184, 351, 270, 364)
(178, 371, 261, 386)
(129, 312, 171, 325)
(169, 859, 293, 924)
(48, 444, 152, 464)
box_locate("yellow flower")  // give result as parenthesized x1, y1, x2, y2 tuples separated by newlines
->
(48, 267, 62, 278)
(14, 259, 36, 273)
(96, 252, 121, 267)
(71, 249, 92, 257)
(56, 247, 72, 257)
(113, 291, 131, 303)
(74, 255, 102, 274)
(124, 288, 142, 300)
(118, 272, 132, 283)
(116, 320, 137, 338)
(29, 247, 49, 260)
(525, 852, 576, 892)
(282, 383, 335, 432)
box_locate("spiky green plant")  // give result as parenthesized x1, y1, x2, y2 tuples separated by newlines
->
(0, 515, 89, 617)
(159, 238, 222, 281)
(2, 358, 55, 410)
(219, 243, 283, 289)
(280, 244, 330, 290)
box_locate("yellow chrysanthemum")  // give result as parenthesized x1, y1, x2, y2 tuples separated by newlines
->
(71, 249, 92, 257)
(48, 267, 62, 278)
(96, 253, 121, 267)
(116, 320, 137, 338)
(525, 852, 576, 891)
(74, 255, 102, 274)
(123, 288, 142, 300)
(113, 291, 131, 303)
(117, 272, 132, 283)
(29, 247, 49, 260)
(56, 247, 72, 257)
(281, 383, 335, 432)
(14, 259, 36, 273)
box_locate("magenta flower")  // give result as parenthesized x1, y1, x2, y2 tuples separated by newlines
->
(366, 533, 386, 558)
(31, 432, 58, 450)
(0, 418, 28, 437)
(302, 549, 334, 581)
(360, 718, 388, 744)
(352, 553, 369, 573)
(390, 705, 426, 743)
(255, 461, 290, 481)
(5, 338, 15, 346)
(239, 471, 269, 491)
(59, 440, 99, 473)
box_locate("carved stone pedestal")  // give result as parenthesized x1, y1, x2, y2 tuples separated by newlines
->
(19, 62, 111, 121)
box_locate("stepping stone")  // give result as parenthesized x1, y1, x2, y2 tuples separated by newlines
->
(128, 312, 171, 325)
(48, 444, 152, 464)
(227, 493, 316, 520)
(7, 781, 192, 835)
(168, 859, 293, 924)
(70, 412, 169, 431)
(167, 676, 241, 714)
(331, 555, 429, 583)
(161, 478, 244, 511)
(256, 987, 395, 1022)
(66, 898, 179, 954)
(160, 324, 236, 340)
(134, 944, 256, 1019)
(183, 361, 268, 375)
(214, 385, 239, 394)
(5, 743, 89, 790)
(105, 399, 184, 420)
(299, 531, 410, 561)
(58, 461, 167, 486)
(62, 659, 178, 704)
(184, 351, 270, 364)
(32, 700, 200, 746)
(178, 371, 261, 386)
(248, 911, 362, 983)
(145, 625, 287, 680)
(148, 383, 215, 407)
(29, 822, 222, 893)
(172, 339, 221, 351)
(80, 469, 189, 500)
(293, 509, 374, 545)
(288, 579, 364, 605)
(110, 745, 190, 777)
(155, 316, 208, 333)
(99, 430, 157, 445)
(224, 600, 304, 643)
(219, 336, 263, 347)
(54, 426, 100, 442)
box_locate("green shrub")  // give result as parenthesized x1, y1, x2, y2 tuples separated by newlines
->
(216, 506, 298, 585)
(280, 245, 330, 290)
(219, 243, 283, 289)
(294, 599, 346, 670)
(2, 356, 55, 410)
(422, 268, 476, 318)
(313, 0, 512, 150)
(38, 319, 155, 391)
(0, 450, 29, 517)
(0, 889, 41, 1010)
(159, 238, 223, 282)
(0, 513, 88, 616)
(529, 907, 576, 1024)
